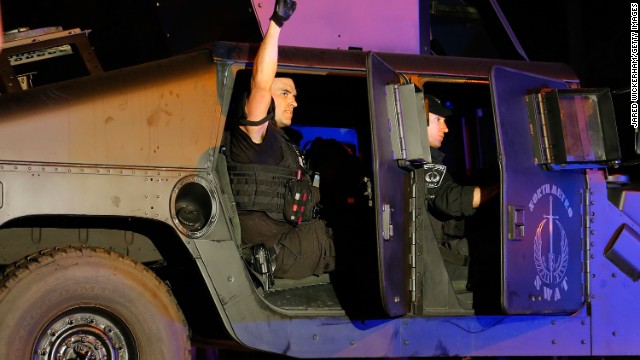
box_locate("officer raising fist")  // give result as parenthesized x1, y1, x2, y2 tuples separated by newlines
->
(227, 0, 336, 282)
(270, 0, 297, 28)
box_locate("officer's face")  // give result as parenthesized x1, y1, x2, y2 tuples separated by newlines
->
(427, 112, 448, 148)
(271, 78, 298, 128)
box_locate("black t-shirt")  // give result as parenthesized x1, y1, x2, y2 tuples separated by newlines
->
(230, 123, 284, 166)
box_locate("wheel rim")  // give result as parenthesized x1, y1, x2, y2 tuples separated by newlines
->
(33, 306, 136, 360)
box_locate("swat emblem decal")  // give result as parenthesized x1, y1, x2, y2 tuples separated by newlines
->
(528, 183, 574, 302)
(424, 164, 446, 188)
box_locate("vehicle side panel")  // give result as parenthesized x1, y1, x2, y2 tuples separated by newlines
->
(588, 170, 640, 356)
(0, 51, 218, 169)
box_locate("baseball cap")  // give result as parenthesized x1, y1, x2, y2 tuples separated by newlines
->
(424, 94, 452, 117)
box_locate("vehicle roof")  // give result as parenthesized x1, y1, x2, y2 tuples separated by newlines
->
(212, 41, 580, 83)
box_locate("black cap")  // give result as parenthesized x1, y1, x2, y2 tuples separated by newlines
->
(425, 94, 452, 117)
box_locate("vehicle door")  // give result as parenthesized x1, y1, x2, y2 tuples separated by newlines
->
(490, 66, 585, 314)
(366, 53, 411, 316)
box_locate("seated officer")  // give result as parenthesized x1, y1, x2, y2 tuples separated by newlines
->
(423, 94, 496, 293)
(226, 0, 335, 285)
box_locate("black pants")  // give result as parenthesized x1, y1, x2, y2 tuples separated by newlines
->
(239, 212, 336, 279)
(440, 237, 470, 291)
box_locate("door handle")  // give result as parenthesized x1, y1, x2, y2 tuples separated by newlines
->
(508, 205, 525, 240)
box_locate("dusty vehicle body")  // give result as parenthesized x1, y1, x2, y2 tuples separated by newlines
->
(0, 33, 638, 358)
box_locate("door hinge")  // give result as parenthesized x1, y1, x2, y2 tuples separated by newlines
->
(409, 172, 418, 309)
(583, 182, 592, 305)
(382, 203, 393, 240)
(388, 84, 407, 162)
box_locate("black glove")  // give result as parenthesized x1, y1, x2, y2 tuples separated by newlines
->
(270, 0, 297, 28)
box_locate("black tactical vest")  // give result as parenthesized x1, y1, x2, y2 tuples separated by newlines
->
(226, 125, 308, 221)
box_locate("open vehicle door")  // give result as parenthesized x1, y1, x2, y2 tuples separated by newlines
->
(490, 66, 586, 314)
(366, 53, 412, 317)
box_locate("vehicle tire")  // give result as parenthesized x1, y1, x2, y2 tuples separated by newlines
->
(0, 246, 191, 359)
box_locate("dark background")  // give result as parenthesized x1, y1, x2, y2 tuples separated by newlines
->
(2, 0, 635, 170)
(2, 1, 628, 85)
(428, 0, 635, 177)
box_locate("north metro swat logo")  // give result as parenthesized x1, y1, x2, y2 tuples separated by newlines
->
(424, 163, 446, 188)
(529, 183, 574, 301)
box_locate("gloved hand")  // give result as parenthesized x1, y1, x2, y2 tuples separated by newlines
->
(270, 0, 297, 28)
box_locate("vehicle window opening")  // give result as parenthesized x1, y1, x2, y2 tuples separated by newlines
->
(226, 70, 382, 315)
(420, 81, 502, 315)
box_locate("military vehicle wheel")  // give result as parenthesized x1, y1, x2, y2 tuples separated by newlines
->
(0, 246, 190, 359)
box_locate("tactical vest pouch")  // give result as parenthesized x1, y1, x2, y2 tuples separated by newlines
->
(284, 176, 318, 225)
(228, 163, 296, 213)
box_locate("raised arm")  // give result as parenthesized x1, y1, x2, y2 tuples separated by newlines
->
(241, 0, 296, 143)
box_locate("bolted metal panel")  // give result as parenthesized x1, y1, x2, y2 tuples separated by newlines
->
(588, 170, 640, 356)
(604, 224, 640, 282)
(0, 50, 220, 169)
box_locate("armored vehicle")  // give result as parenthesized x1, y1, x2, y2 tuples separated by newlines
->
(0, 8, 638, 360)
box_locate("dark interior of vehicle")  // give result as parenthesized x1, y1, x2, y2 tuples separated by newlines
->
(224, 70, 502, 316)
(421, 81, 502, 314)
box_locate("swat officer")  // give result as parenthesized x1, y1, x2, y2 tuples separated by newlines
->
(226, 0, 335, 282)
(423, 94, 496, 293)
